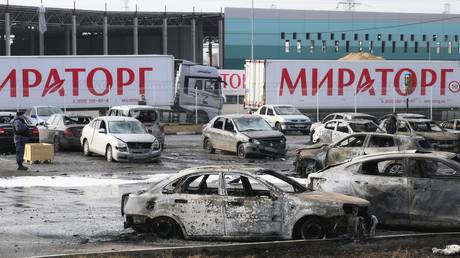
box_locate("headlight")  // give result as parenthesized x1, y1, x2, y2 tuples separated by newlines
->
(152, 139, 161, 150)
(250, 139, 261, 145)
(115, 140, 128, 152)
(280, 137, 286, 143)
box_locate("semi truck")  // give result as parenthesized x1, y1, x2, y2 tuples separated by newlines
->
(244, 59, 460, 119)
(0, 55, 224, 123)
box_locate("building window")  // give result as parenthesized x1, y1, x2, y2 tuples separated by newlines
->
(330, 33, 335, 40)
(297, 40, 302, 53)
(436, 42, 441, 54)
(285, 40, 290, 53)
(433, 34, 437, 41)
(445, 35, 449, 41)
(392, 41, 396, 53)
(346, 40, 350, 52)
(281, 32, 285, 39)
(400, 34, 404, 41)
(388, 34, 392, 41)
(378, 34, 382, 41)
(422, 34, 427, 41)
(448, 41, 452, 54)
(381, 41, 385, 53)
(322, 40, 327, 53)
(410, 34, 415, 41)
(335, 40, 339, 52)
(317, 33, 322, 40)
(293, 32, 297, 40)
(404, 42, 408, 53)
(342, 33, 346, 40)
(365, 34, 369, 41)
(359, 40, 363, 52)
(455, 35, 459, 42)
(354, 33, 358, 40)
(306, 33, 310, 40)
(414, 41, 418, 53)
(426, 42, 430, 53)
(310, 40, 315, 53)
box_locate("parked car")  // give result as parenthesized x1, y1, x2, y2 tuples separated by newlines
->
(312, 119, 383, 144)
(254, 105, 311, 134)
(108, 105, 165, 148)
(308, 151, 460, 229)
(379, 117, 460, 153)
(80, 116, 161, 162)
(25, 106, 64, 125)
(38, 114, 92, 152)
(294, 133, 431, 176)
(379, 113, 427, 122)
(310, 112, 377, 142)
(202, 115, 287, 158)
(0, 112, 39, 153)
(441, 119, 460, 134)
(122, 166, 373, 240)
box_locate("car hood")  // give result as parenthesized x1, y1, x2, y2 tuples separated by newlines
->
(111, 133, 155, 143)
(414, 131, 458, 141)
(279, 115, 310, 121)
(295, 191, 370, 207)
(241, 130, 284, 139)
(296, 143, 329, 152)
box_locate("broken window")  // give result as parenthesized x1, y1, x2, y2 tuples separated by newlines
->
(337, 135, 366, 148)
(409, 159, 459, 178)
(181, 174, 220, 195)
(336, 121, 350, 133)
(325, 121, 338, 130)
(213, 117, 225, 129)
(368, 136, 396, 148)
(224, 174, 271, 197)
(360, 159, 405, 177)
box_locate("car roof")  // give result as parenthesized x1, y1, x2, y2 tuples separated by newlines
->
(397, 113, 427, 118)
(348, 150, 456, 164)
(110, 105, 158, 110)
(400, 118, 434, 123)
(331, 112, 375, 117)
(328, 119, 376, 124)
(96, 116, 139, 122)
(218, 114, 262, 119)
(263, 104, 295, 107)
(344, 132, 419, 139)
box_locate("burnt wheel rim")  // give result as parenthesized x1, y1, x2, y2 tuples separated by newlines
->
(301, 222, 323, 239)
(155, 220, 173, 238)
(238, 145, 245, 158)
(205, 140, 213, 152)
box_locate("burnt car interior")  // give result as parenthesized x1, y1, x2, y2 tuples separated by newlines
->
(225, 174, 272, 197)
(359, 159, 404, 177)
(409, 159, 459, 177)
(337, 135, 366, 147)
(181, 174, 220, 195)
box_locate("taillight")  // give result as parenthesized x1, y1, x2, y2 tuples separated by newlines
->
(63, 128, 73, 137)
(0, 127, 5, 134)
(32, 127, 39, 136)
(160, 125, 165, 133)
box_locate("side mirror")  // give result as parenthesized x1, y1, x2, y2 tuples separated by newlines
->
(97, 128, 106, 134)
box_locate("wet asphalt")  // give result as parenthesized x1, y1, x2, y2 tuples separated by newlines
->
(0, 134, 309, 258)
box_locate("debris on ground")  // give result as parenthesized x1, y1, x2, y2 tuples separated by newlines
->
(433, 244, 460, 255)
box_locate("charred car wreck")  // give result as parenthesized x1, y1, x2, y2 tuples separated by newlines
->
(122, 166, 374, 240)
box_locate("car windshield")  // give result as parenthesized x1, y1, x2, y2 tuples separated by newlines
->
(256, 171, 307, 193)
(108, 121, 147, 134)
(233, 117, 273, 132)
(130, 109, 157, 123)
(273, 106, 303, 115)
(37, 107, 63, 116)
(64, 116, 91, 126)
(349, 122, 380, 132)
(409, 121, 443, 132)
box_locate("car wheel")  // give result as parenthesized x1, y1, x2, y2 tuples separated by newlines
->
(152, 217, 181, 239)
(384, 163, 403, 175)
(275, 122, 284, 133)
(299, 217, 326, 239)
(83, 140, 92, 156)
(204, 138, 215, 154)
(237, 143, 246, 159)
(53, 136, 60, 153)
(106, 145, 114, 162)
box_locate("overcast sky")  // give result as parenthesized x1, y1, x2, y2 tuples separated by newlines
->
(3, 0, 460, 14)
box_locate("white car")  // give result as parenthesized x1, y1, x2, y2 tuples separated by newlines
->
(25, 106, 64, 125)
(80, 116, 161, 162)
(312, 119, 384, 143)
(255, 105, 311, 134)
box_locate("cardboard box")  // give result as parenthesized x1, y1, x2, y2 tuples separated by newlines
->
(24, 143, 54, 163)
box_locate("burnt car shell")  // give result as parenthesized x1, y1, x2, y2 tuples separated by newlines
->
(122, 166, 372, 240)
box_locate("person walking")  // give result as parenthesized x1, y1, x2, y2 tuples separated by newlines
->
(12, 111, 29, 171)
(385, 113, 397, 135)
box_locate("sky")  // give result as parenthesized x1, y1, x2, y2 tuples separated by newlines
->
(3, 0, 460, 14)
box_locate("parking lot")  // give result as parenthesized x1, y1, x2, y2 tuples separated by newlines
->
(0, 134, 308, 257)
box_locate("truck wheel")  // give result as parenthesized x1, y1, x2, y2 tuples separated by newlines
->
(204, 138, 215, 154)
(53, 136, 60, 153)
(299, 217, 326, 239)
(237, 144, 247, 159)
(83, 140, 92, 156)
(106, 145, 114, 162)
(275, 122, 284, 133)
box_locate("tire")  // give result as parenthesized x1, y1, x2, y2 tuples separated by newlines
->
(152, 217, 181, 239)
(83, 140, 92, 156)
(237, 143, 246, 159)
(298, 217, 326, 239)
(53, 136, 60, 153)
(204, 138, 215, 154)
(106, 145, 114, 162)
(275, 122, 284, 133)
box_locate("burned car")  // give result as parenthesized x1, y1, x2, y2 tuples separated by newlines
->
(312, 119, 384, 144)
(122, 166, 373, 240)
(202, 115, 287, 158)
(380, 118, 460, 153)
(308, 151, 460, 229)
(441, 119, 460, 135)
(294, 133, 431, 176)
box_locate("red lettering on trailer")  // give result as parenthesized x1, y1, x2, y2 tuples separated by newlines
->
(394, 68, 417, 96)
(356, 69, 375, 95)
(375, 68, 393, 95)
(22, 69, 42, 97)
(0, 69, 16, 97)
(87, 67, 113, 96)
(139, 67, 153, 96)
(421, 69, 437, 95)
(229, 73, 242, 89)
(117, 68, 136, 95)
(42, 69, 65, 97)
(65, 68, 86, 96)
(312, 69, 333, 96)
(441, 69, 454, 95)
(338, 69, 355, 96)
(279, 68, 307, 96)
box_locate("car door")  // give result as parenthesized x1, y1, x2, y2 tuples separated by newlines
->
(318, 121, 337, 143)
(169, 173, 225, 237)
(364, 135, 399, 154)
(223, 173, 283, 237)
(326, 134, 366, 165)
(407, 158, 460, 228)
(207, 117, 226, 150)
(265, 107, 277, 127)
(349, 158, 410, 226)
(332, 121, 350, 142)
(91, 119, 110, 155)
(221, 119, 238, 152)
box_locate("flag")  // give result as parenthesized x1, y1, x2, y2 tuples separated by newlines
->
(38, 3, 47, 33)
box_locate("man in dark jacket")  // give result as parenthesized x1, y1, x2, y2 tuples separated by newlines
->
(12, 111, 29, 171)
(385, 113, 397, 135)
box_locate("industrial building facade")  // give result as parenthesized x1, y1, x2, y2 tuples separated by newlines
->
(224, 8, 460, 69)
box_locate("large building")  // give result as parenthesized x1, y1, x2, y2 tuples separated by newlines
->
(224, 8, 460, 69)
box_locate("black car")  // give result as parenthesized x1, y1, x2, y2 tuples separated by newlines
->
(37, 114, 92, 152)
(0, 112, 39, 153)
